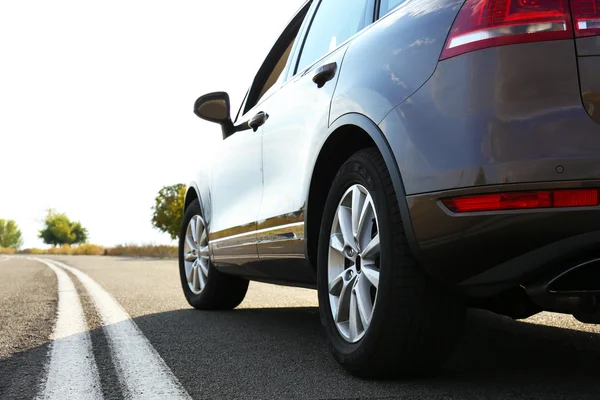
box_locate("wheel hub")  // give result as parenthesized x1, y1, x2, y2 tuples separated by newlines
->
(183, 215, 210, 295)
(327, 184, 381, 343)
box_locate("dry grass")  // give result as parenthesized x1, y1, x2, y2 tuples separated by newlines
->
(0, 248, 16, 254)
(45, 244, 105, 256)
(16, 248, 45, 255)
(16, 244, 177, 258)
(105, 244, 177, 258)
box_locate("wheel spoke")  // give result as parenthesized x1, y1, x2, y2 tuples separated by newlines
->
(185, 234, 197, 251)
(200, 227, 208, 247)
(337, 206, 355, 250)
(187, 262, 195, 283)
(361, 234, 380, 261)
(192, 264, 200, 292)
(356, 199, 374, 250)
(329, 233, 344, 255)
(199, 259, 209, 278)
(185, 251, 196, 262)
(349, 289, 360, 340)
(195, 218, 203, 246)
(351, 186, 365, 239)
(356, 277, 372, 327)
(328, 270, 345, 296)
(362, 264, 380, 289)
(190, 218, 197, 242)
(335, 274, 356, 323)
(198, 266, 206, 289)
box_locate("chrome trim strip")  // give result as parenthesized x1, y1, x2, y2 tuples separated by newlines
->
(210, 222, 305, 245)
(213, 254, 259, 260)
(257, 254, 306, 259)
(256, 222, 305, 243)
(211, 242, 257, 250)
(448, 22, 567, 49)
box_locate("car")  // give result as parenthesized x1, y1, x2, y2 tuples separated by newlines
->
(180, 0, 600, 378)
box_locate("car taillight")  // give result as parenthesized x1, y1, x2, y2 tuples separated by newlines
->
(442, 189, 599, 213)
(571, 0, 600, 37)
(440, 0, 573, 59)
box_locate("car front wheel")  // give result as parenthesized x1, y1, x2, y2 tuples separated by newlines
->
(317, 148, 465, 378)
(179, 199, 249, 310)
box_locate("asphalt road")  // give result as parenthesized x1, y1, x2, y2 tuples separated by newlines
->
(2, 255, 600, 399)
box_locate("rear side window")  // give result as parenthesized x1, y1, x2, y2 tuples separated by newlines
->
(296, 0, 371, 73)
(379, 0, 407, 17)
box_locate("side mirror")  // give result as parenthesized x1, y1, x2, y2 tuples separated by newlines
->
(194, 92, 234, 138)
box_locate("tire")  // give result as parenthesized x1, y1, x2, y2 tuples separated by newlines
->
(317, 148, 465, 378)
(179, 199, 249, 310)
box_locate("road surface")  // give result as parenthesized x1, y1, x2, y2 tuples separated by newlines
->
(1, 255, 600, 399)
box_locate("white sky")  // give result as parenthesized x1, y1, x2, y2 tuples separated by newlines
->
(0, 0, 305, 248)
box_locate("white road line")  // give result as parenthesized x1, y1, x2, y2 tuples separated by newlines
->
(34, 259, 102, 400)
(48, 259, 192, 400)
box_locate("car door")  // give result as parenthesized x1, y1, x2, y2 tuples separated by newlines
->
(209, 115, 264, 265)
(256, 0, 377, 261)
(208, 3, 314, 267)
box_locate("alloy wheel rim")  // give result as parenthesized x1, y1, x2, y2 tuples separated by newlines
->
(183, 215, 210, 295)
(328, 184, 381, 343)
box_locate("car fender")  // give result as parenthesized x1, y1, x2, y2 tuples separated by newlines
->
(185, 176, 211, 232)
(306, 112, 423, 265)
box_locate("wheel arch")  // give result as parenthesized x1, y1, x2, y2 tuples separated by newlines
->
(184, 182, 208, 221)
(305, 113, 422, 270)
(184, 184, 199, 210)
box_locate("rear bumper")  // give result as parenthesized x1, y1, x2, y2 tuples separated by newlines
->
(408, 180, 600, 296)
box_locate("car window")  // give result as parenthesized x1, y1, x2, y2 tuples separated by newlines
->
(241, 4, 310, 116)
(378, 0, 407, 17)
(255, 40, 295, 104)
(296, 0, 371, 74)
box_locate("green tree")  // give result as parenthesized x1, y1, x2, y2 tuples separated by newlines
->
(38, 210, 88, 246)
(151, 184, 186, 240)
(0, 219, 23, 249)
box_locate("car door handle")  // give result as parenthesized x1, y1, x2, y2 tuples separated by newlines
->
(312, 62, 337, 88)
(248, 111, 268, 132)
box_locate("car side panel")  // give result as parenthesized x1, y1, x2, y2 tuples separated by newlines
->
(330, 0, 463, 125)
(379, 40, 597, 196)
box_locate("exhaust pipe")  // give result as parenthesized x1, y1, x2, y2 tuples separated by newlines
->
(526, 258, 600, 323)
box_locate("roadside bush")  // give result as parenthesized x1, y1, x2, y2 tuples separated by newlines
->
(0, 220, 23, 249)
(39, 210, 88, 246)
(0, 248, 16, 255)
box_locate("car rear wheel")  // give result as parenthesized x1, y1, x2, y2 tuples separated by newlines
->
(317, 148, 465, 378)
(179, 199, 249, 310)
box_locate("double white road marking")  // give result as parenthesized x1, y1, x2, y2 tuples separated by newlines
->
(35, 258, 192, 400)
(36, 260, 102, 400)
